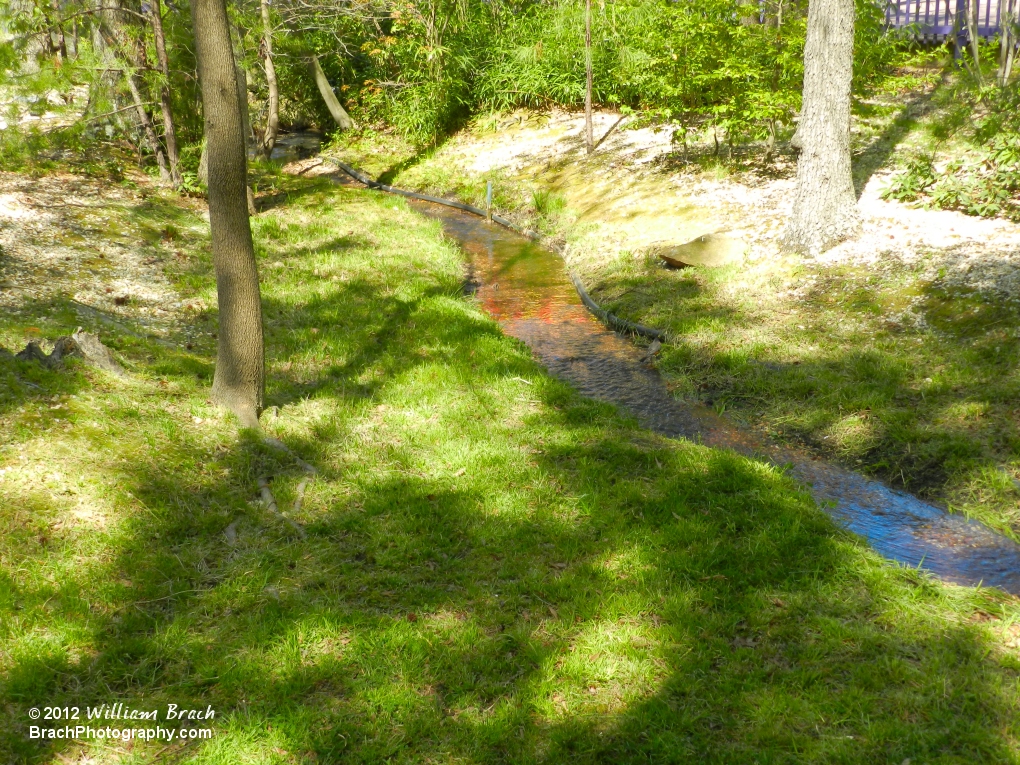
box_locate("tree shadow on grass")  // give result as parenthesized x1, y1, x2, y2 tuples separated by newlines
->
(376, 135, 453, 187)
(2, 266, 1018, 764)
(852, 81, 943, 198)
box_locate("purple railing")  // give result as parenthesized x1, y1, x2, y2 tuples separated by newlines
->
(885, 0, 1005, 40)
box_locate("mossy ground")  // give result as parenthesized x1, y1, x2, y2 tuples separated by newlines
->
(3, 169, 1020, 764)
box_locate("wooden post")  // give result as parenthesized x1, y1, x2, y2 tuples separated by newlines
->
(486, 180, 493, 222)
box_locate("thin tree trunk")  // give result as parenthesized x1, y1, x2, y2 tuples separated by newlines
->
(258, 0, 280, 159)
(198, 140, 208, 185)
(149, 0, 182, 187)
(237, 64, 252, 146)
(191, 0, 265, 427)
(51, 0, 67, 59)
(231, 27, 253, 148)
(310, 55, 356, 130)
(1001, 0, 1017, 85)
(584, 0, 593, 155)
(125, 69, 172, 183)
(98, 21, 171, 183)
(782, 0, 860, 254)
(968, 0, 983, 83)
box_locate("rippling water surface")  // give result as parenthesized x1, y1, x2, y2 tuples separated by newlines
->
(413, 199, 1020, 595)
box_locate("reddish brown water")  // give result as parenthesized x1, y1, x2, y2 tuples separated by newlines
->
(416, 199, 1020, 596)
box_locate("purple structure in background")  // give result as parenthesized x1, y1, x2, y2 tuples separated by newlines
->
(884, 0, 1005, 42)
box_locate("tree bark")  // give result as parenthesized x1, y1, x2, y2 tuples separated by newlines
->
(1000, 0, 1017, 85)
(310, 55, 356, 130)
(198, 140, 208, 185)
(191, 0, 265, 427)
(967, 0, 983, 83)
(149, 0, 182, 187)
(98, 22, 172, 183)
(584, 0, 593, 155)
(258, 0, 280, 159)
(124, 68, 172, 183)
(782, 0, 860, 255)
(50, 0, 67, 60)
(232, 28, 253, 148)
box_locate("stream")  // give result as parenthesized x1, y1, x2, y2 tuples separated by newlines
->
(408, 199, 1020, 596)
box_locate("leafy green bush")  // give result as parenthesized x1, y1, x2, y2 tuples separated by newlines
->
(883, 84, 1020, 221)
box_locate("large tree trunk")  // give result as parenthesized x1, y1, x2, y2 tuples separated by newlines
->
(584, 0, 593, 155)
(258, 0, 280, 159)
(191, 0, 265, 428)
(782, 0, 860, 255)
(149, 0, 182, 188)
(310, 55, 356, 130)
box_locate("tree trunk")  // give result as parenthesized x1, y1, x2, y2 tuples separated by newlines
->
(782, 0, 860, 255)
(310, 55, 356, 130)
(1000, 0, 1017, 85)
(967, 0, 983, 83)
(191, 0, 265, 428)
(99, 21, 172, 184)
(149, 0, 182, 187)
(125, 69, 172, 183)
(51, 0, 67, 60)
(258, 0, 280, 159)
(198, 140, 208, 185)
(584, 0, 593, 155)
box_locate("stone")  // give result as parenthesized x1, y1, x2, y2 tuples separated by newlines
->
(653, 232, 747, 268)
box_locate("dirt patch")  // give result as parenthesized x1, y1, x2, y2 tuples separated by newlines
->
(388, 108, 1020, 302)
(0, 170, 205, 343)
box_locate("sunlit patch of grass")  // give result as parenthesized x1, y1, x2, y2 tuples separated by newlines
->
(2, 173, 1020, 763)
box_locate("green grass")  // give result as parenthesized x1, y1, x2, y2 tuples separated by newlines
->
(3, 173, 1020, 764)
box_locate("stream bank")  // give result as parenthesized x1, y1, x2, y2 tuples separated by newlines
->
(330, 108, 1020, 541)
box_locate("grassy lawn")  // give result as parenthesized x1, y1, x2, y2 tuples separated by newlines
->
(3, 171, 1020, 764)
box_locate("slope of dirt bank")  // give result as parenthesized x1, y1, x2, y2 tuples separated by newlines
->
(336, 108, 1020, 299)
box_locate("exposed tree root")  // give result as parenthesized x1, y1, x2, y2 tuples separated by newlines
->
(257, 475, 308, 538)
(292, 477, 310, 515)
(263, 436, 318, 476)
(3, 329, 126, 376)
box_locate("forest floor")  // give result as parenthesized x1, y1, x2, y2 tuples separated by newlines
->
(329, 70, 1020, 542)
(3, 164, 1020, 763)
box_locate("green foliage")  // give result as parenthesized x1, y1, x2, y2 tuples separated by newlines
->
(533, 187, 566, 216)
(883, 83, 1020, 221)
(276, 0, 901, 148)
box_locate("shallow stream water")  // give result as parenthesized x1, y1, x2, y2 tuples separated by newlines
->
(411, 199, 1020, 596)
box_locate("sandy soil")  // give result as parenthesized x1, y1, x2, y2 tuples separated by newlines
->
(0, 171, 195, 341)
(428, 109, 1020, 302)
